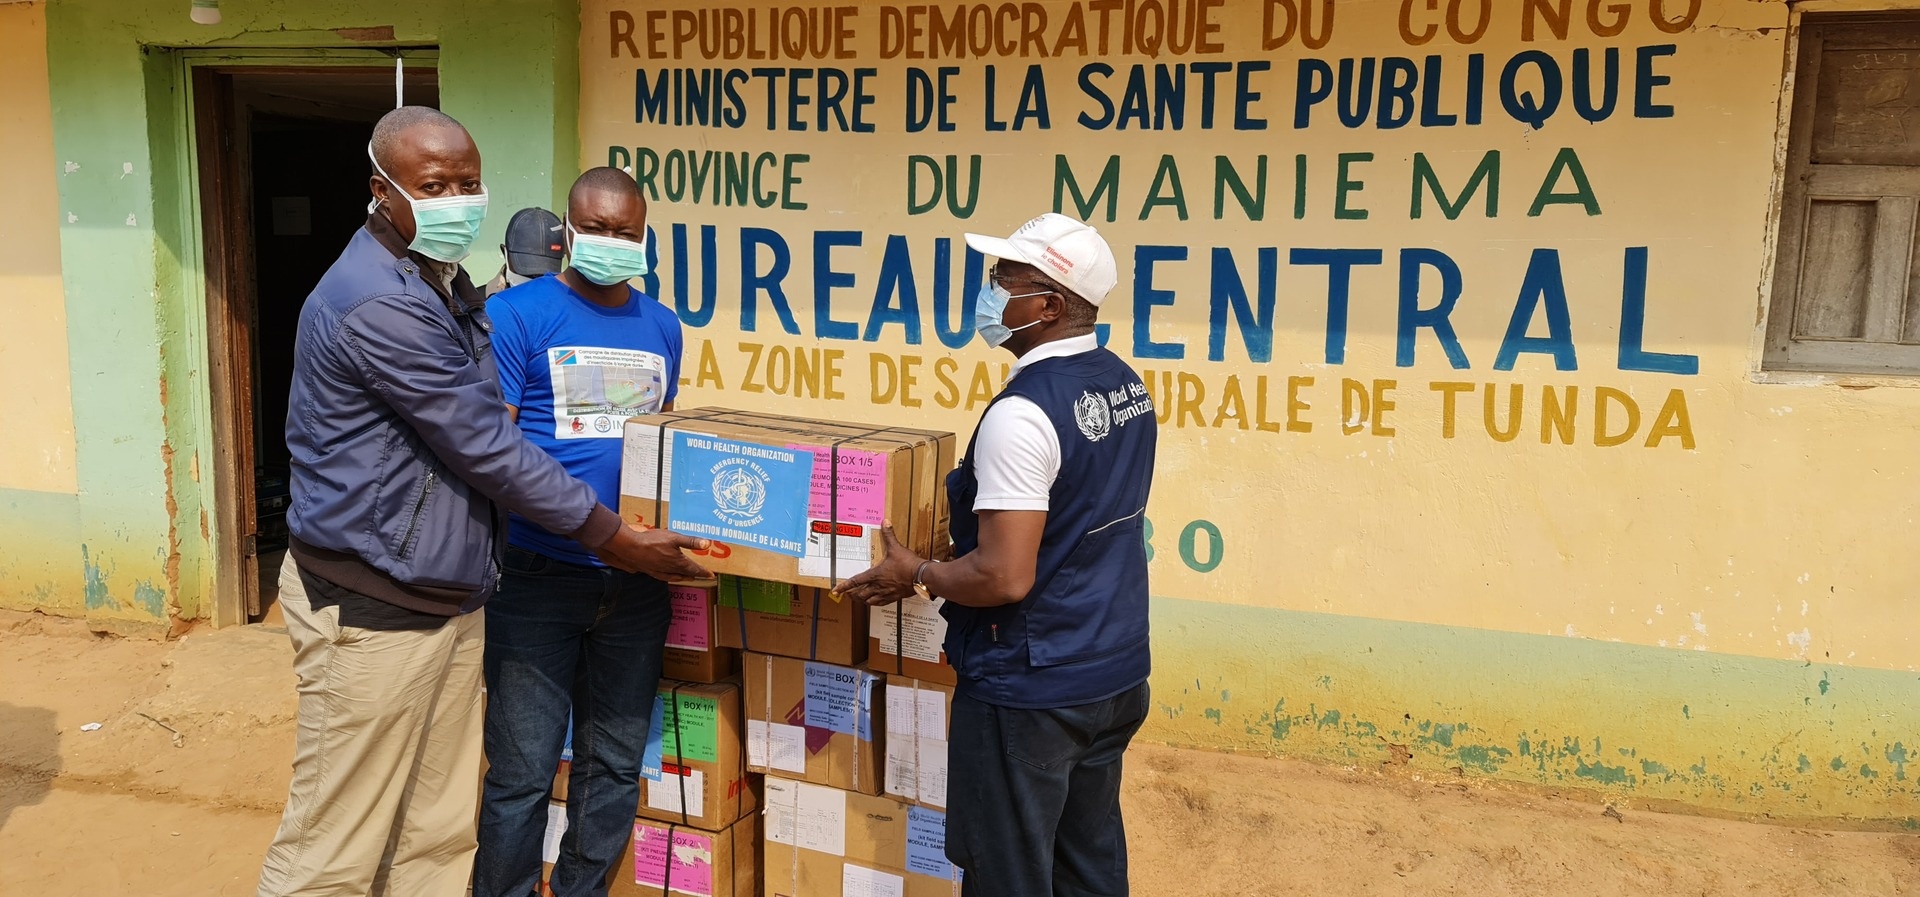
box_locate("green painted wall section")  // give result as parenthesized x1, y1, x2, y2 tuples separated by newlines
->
(1146, 596, 1920, 828)
(30, 0, 581, 627)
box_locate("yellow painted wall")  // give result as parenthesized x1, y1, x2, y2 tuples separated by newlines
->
(0, 1, 79, 495)
(580, 0, 1916, 673)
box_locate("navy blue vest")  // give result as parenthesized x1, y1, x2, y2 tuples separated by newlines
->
(940, 346, 1157, 709)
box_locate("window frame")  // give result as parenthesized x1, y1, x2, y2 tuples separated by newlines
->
(1765, 14, 1920, 377)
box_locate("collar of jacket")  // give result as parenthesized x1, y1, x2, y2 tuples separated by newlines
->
(363, 212, 485, 315)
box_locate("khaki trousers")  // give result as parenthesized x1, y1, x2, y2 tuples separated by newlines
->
(257, 555, 486, 897)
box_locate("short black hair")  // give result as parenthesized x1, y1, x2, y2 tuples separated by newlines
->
(1060, 293, 1099, 328)
(569, 166, 646, 208)
(370, 105, 464, 172)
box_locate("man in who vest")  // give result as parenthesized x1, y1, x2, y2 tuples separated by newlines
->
(837, 213, 1158, 897)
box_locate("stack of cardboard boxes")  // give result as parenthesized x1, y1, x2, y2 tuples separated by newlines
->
(540, 407, 965, 897)
(539, 577, 761, 897)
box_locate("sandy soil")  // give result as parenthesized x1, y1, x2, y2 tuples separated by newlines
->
(1, 610, 1913, 896)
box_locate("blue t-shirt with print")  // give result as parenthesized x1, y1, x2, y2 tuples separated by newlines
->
(489, 274, 682, 567)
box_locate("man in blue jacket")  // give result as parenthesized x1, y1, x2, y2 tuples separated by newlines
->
(255, 107, 711, 897)
(838, 213, 1158, 897)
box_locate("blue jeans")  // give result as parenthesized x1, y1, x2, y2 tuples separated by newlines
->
(473, 547, 670, 897)
(946, 682, 1151, 897)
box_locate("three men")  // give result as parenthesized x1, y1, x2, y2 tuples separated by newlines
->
(258, 107, 709, 897)
(473, 168, 683, 897)
(839, 213, 1158, 897)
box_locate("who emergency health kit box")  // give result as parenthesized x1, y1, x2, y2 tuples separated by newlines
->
(635, 680, 759, 830)
(762, 776, 963, 897)
(880, 675, 953, 812)
(619, 408, 956, 591)
(663, 583, 738, 683)
(608, 815, 760, 897)
(743, 652, 883, 795)
(716, 575, 869, 668)
(868, 596, 955, 686)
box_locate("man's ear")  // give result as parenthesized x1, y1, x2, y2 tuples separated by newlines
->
(1044, 291, 1068, 323)
(369, 175, 389, 208)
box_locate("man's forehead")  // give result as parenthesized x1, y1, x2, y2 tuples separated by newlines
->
(395, 125, 477, 161)
(570, 190, 644, 220)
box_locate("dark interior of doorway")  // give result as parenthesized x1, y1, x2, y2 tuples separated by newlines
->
(195, 63, 439, 623)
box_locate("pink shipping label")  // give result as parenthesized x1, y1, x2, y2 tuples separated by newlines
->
(788, 445, 888, 527)
(633, 823, 716, 896)
(665, 586, 711, 651)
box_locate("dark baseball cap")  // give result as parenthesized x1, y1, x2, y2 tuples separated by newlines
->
(502, 207, 564, 277)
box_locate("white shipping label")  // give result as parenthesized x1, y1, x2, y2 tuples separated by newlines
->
(843, 864, 905, 897)
(765, 778, 848, 857)
(917, 689, 947, 736)
(765, 778, 799, 846)
(885, 685, 917, 736)
(869, 597, 947, 663)
(796, 522, 874, 580)
(644, 767, 706, 817)
(884, 732, 950, 809)
(541, 803, 568, 864)
(621, 423, 675, 502)
(747, 720, 807, 774)
(884, 738, 916, 800)
(918, 736, 949, 809)
(884, 686, 948, 740)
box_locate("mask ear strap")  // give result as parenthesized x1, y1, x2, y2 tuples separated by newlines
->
(366, 142, 400, 214)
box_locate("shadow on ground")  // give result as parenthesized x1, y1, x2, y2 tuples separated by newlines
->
(0, 702, 59, 831)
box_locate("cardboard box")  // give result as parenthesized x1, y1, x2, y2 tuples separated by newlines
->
(867, 596, 955, 686)
(664, 582, 739, 683)
(880, 676, 953, 811)
(538, 800, 566, 897)
(636, 680, 759, 829)
(761, 777, 964, 897)
(743, 653, 884, 795)
(551, 718, 576, 802)
(610, 815, 761, 897)
(619, 408, 956, 591)
(716, 576, 869, 667)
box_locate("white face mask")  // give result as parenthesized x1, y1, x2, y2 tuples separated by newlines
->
(367, 143, 489, 263)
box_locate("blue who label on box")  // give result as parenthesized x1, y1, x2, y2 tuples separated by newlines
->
(906, 807, 950, 878)
(668, 431, 813, 558)
(803, 662, 874, 741)
(639, 695, 665, 782)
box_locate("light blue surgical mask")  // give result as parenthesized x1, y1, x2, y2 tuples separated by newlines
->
(974, 282, 1050, 348)
(567, 222, 651, 285)
(367, 143, 489, 264)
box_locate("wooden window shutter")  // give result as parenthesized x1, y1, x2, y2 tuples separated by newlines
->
(1767, 19, 1920, 374)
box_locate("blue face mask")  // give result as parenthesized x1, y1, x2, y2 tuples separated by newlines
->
(567, 223, 651, 285)
(367, 143, 489, 264)
(974, 282, 1050, 348)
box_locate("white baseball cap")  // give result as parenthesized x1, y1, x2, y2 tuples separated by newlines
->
(964, 213, 1119, 307)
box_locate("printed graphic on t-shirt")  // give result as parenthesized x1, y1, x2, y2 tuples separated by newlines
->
(547, 346, 667, 439)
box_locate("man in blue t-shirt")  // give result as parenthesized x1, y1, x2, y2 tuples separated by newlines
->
(472, 167, 685, 897)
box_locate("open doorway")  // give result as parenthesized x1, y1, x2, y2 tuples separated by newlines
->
(193, 63, 440, 624)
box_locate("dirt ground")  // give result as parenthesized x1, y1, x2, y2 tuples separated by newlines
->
(1, 610, 1914, 896)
